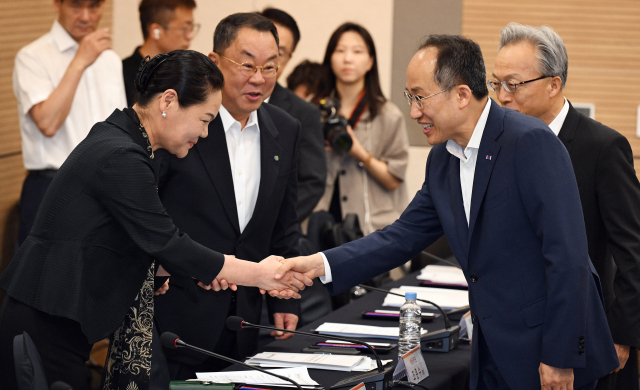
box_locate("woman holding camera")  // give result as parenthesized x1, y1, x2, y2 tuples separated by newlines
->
(0, 51, 306, 390)
(313, 23, 409, 236)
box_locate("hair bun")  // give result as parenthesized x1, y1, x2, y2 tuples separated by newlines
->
(136, 53, 171, 93)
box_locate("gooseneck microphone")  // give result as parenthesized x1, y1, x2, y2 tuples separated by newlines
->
(357, 284, 460, 353)
(226, 316, 394, 390)
(357, 284, 452, 329)
(160, 332, 302, 390)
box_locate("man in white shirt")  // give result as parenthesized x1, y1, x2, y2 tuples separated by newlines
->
(13, 0, 126, 243)
(490, 23, 640, 390)
(154, 13, 301, 380)
(273, 34, 618, 390)
(13, 0, 126, 244)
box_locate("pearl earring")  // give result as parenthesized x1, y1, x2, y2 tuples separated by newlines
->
(162, 111, 166, 118)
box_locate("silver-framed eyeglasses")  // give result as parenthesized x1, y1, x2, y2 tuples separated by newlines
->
(219, 54, 279, 78)
(404, 89, 448, 109)
(164, 22, 201, 37)
(487, 75, 551, 93)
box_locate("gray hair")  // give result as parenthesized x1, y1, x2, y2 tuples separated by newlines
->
(499, 22, 568, 88)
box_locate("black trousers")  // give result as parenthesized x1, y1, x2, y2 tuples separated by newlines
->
(18, 171, 56, 245)
(476, 325, 598, 390)
(595, 347, 639, 390)
(0, 296, 93, 390)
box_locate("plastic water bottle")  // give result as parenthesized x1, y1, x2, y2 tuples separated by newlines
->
(398, 292, 422, 358)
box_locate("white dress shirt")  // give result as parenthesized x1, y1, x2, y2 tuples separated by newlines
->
(319, 98, 492, 283)
(13, 20, 127, 170)
(219, 105, 261, 233)
(547, 98, 570, 136)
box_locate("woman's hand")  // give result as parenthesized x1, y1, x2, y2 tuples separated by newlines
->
(345, 125, 367, 161)
(154, 279, 170, 296)
(257, 256, 314, 299)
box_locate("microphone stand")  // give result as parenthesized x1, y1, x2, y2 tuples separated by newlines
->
(161, 333, 303, 390)
(228, 317, 395, 390)
(357, 284, 460, 353)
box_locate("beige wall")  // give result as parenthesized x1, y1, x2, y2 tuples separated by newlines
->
(113, 0, 395, 97)
(462, 0, 640, 170)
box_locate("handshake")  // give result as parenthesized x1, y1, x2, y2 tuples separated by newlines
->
(200, 254, 327, 299)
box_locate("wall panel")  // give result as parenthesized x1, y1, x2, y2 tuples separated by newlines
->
(462, 0, 640, 172)
(0, 1, 113, 266)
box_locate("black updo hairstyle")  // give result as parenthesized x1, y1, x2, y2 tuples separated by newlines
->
(135, 50, 224, 108)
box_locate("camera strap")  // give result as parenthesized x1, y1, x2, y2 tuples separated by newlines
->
(347, 90, 368, 129)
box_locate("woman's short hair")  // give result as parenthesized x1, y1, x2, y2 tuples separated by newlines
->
(135, 50, 224, 108)
(499, 22, 568, 89)
(315, 23, 386, 120)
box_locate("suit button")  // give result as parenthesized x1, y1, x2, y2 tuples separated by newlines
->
(470, 275, 478, 283)
(342, 196, 348, 202)
(340, 170, 347, 175)
(472, 315, 478, 323)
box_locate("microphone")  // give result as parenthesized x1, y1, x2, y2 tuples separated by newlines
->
(160, 332, 302, 390)
(226, 316, 394, 390)
(357, 284, 460, 353)
(50, 382, 73, 390)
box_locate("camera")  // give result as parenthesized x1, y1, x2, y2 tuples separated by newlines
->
(318, 98, 353, 154)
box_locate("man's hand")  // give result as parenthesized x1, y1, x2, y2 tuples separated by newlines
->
(269, 254, 325, 297)
(73, 28, 112, 70)
(539, 362, 573, 390)
(257, 256, 313, 299)
(271, 313, 298, 340)
(612, 344, 630, 372)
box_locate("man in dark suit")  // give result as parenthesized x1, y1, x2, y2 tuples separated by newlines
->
(491, 23, 640, 390)
(274, 35, 619, 390)
(154, 13, 301, 379)
(260, 7, 325, 223)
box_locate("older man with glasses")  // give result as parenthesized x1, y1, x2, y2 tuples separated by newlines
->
(153, 12, 302, 381)
(491, 22, 640, 390)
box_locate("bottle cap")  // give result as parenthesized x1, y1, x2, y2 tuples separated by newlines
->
(405, 292, 417, 300)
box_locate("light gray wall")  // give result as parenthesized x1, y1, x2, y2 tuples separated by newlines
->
(390, 0, 462, 146)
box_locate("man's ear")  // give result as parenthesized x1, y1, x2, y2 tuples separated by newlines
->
(549, 76, 563, 98)
(456, 85, 473, 109)
(208, 52, 220, 66)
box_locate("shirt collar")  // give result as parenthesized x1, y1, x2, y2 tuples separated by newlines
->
(547, 98, 569, 136)
(51, 20, 78, 53)
(218, 105, 259, 133)
(446, 98, 492, 162)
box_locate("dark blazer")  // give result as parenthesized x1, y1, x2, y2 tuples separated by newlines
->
(269, 82, 326, 222)
(122, 47, 144, 107)
(0, 109, 224, 344)
(154, 103, 301, 362)
(322, 100, 618, 389)
(558, 102, 640, 349)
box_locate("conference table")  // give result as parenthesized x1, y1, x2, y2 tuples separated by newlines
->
(225, 272, 472, 390)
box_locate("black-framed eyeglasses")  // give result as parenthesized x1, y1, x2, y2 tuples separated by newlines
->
(404, 89, 448, 109)
(487, 75, 551, 93)
(219, 54, 279, 78)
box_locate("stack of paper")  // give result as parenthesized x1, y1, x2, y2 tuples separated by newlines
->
(315, 322, 427, 340)
(382, 286, 469, 310)
(245, 352, 384, 372)
(417, 265, 468, 287)
(195, 366, 319, 387)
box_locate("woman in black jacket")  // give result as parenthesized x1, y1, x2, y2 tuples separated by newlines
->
(0, 51, 307, 390)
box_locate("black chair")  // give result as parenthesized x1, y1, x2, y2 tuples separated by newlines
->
(13, 331, 49, 390)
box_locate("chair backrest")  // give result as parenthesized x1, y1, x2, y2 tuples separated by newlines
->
(13, 331, 49, 390)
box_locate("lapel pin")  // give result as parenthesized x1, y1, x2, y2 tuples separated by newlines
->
(274, 155, 279, 161)
(486, 155, 492, 160)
